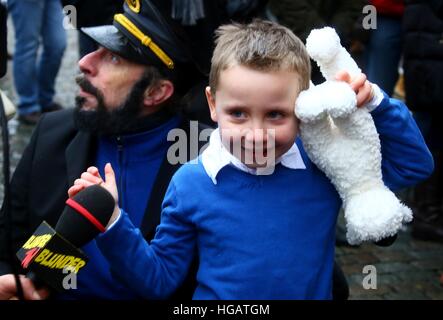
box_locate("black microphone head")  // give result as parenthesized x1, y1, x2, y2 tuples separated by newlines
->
(55, 185, 115, 247)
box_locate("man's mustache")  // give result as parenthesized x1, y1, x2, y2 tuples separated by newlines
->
(75, 75, 99, 97)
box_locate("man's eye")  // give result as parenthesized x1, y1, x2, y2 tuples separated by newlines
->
(110, 54, 120, 63)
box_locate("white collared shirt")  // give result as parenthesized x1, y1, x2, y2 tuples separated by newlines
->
(201, 128, 307, 184)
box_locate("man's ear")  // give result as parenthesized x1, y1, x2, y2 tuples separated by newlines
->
(143, 80, 174, 107)
(205, 86, 217, 122)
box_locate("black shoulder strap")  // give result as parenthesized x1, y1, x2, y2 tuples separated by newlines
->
(140, 118, 211, 240)
(65, 131, 95, 188)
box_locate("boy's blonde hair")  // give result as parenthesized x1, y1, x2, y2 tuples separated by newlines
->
(209, 19, 311, 95)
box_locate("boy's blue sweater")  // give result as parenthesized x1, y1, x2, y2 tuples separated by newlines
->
(97, 96, 433, 299)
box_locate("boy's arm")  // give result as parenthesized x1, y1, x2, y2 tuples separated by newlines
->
(95, 180, 196, 300)
(370, 90, 434, 191)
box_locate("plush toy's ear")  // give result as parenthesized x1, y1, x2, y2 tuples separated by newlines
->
(305, 27, 361, 81)
(306, 27, 341, 68)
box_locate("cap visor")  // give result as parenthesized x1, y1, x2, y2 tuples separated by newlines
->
(81, 25, 146, 64)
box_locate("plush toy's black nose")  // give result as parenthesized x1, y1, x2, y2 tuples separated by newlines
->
(374, 234, 398, 247)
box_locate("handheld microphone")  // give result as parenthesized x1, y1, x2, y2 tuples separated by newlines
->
(16, 185, 115, 292)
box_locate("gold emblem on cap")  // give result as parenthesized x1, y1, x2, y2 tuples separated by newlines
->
(114, 14, 175, 69)
(126, 0, 140, 13)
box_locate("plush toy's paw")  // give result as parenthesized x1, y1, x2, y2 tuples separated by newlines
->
(295, 81, 357, 122)
(306, 27, 341, 66)
(344, 187, 413, 245)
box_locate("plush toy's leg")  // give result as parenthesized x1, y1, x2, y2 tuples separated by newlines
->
(345, 188, 413, 245)
(331, 110, 413, 244)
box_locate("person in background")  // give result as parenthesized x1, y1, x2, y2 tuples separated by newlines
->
(266, 0, 368, 84)
(7, 0, 67, 125)
(403, 0, 443, 243)
(365, 0, 404, 96)
(62, 0, 122, 58)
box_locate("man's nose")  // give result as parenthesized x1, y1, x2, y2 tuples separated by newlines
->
(78, 49, 100, 76)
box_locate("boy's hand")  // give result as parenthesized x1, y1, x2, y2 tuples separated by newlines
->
(335, 71, 374, 108)
(67, 163, 120, 227)
(68, 164, 117, 201)
(68, 166, 102, 198)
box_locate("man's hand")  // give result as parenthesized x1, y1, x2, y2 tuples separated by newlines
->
(335, 71, 374, 108)
(0, 274, 49, 300)
(67, 163, 120, 228)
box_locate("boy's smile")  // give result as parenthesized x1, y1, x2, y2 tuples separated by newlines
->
(206, 65, 301, 168)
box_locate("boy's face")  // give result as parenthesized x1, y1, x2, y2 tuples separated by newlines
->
(206, 65, 300, 169)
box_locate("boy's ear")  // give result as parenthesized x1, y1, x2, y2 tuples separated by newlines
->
(143, 80, 174, 107)
(205, 86, 218, 122)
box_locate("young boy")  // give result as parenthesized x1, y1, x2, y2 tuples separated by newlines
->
(70, 20, 433, 299)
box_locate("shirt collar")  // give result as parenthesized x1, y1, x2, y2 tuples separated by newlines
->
(201, 128, 306, 184)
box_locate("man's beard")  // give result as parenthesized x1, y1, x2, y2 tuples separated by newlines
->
(74, 71, 155, 135)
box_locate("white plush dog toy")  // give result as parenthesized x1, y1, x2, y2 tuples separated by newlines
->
(295, 27, 412, 245)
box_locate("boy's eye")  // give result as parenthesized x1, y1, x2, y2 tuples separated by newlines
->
(267, 111, 284, 119)
(230, 110, 246, 118)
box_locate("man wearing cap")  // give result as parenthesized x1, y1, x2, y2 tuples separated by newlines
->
(0, 0, 206, 300)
